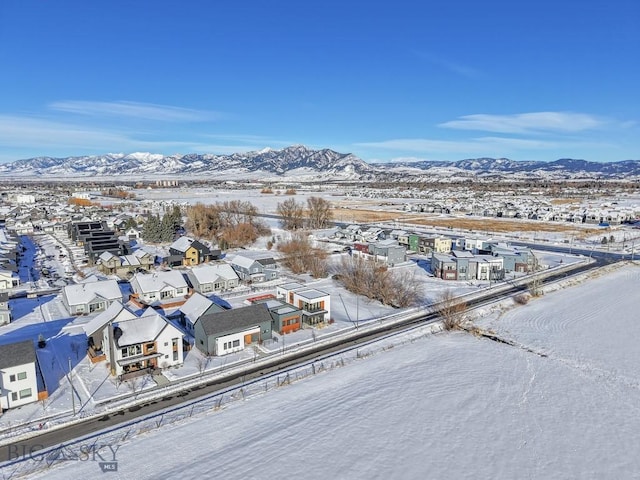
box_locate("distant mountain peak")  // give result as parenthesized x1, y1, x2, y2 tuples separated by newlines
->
(1, 147, 638, 181)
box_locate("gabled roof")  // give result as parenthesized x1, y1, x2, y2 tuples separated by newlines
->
(62, 279, 122, 306)
(115, 308, 182, 347)
(132, 249, 152, 259)
(199, 303, 272, 336)
(0, 340, 36, 369)
(230, 255, 259, 269)
(188, 263, 239, 283)
(98, 251, 119, 263)
(83, 301, 137, 336)
(231, 250, 275, 268)
(178, 293, 224, 323)
(170, 236, 195, 253)
(131, 270, 188, 294)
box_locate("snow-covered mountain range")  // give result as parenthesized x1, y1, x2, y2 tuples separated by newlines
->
(1, 145, 638, 181)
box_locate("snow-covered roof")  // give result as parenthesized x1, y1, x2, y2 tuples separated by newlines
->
(290, 288, 329, 300)
(189, 263, 238, 283)
(98, 251, 118, 262)
(170, 236, 195, 253)
(121, 254, 141, 267)
(62, 279, 122, 306)
(83, 301, 137, 336)
(230, 255, 258, 269)
(131, 270, 188, 294)
(115, 309, 179, 347)
(179, 292, 214, 322)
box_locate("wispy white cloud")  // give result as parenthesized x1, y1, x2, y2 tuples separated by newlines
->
(0, 114, 285, 161)
(413, 51, 482, 79)
(355, 135, 610, 156)
(49, 100, 219, 122)
(439, 112, 606, 134)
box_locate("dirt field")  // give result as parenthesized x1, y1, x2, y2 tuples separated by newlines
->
(333, 207, 600, 239)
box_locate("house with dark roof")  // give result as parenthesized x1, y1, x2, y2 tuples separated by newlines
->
(69, 220, 125, 263)
(230, 252, 279, 283)
(0, 291, 11, 325)
(168, 237, 220, 267)
(250, 297, 303, 335)
(0, 340, 39, 411)
(174, 292, 225, 334)
(194, 304, 273, 356)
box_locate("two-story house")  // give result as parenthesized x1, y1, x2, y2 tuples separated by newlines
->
(276, 282, 331, 325)
(0, 292, 11, 325)
(174, 292, 225, 334)
(230, 252, 279, 283)
(168, 237, 220, 267)
(0, 269, 20, 290)
(84, 302, 184, 378)
(0, 340, 39, 411)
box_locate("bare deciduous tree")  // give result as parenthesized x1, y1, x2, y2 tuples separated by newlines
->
(333, 256, 421, 308)
(278, 232, 328, 277)
(435, 290, 468, 331)
(185, 201, 270, 248)
(277, 198, 305, 230)
(306, 197, 333, 229)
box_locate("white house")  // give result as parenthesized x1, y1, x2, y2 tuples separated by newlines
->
(276, 282, 331, 325)
(187, 263, 240, 294)
(106, 308, 184, 377)
(0, 340, 39, 411)
(61, 279, 122, 315)
(0, 269, 19, 290)
(130, 270, 189, 306)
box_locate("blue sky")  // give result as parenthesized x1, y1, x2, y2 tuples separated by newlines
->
(0, 0, 638, 164)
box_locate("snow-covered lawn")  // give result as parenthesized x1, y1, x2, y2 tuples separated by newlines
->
(11, 262, 639, 479)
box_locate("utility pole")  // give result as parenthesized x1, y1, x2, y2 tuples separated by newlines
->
(68, 357, 76, 416)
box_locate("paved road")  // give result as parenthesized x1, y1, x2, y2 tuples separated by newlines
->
(0, 255, 605, 464)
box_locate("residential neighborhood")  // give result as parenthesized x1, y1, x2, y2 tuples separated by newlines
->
(0, 182, 635, 421)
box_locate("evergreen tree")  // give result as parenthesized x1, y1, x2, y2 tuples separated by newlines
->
(143, 214, 161, 243)
(160, 213, 176, 242)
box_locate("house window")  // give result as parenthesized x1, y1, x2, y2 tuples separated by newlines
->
(11, 392, 17, 401)
(232, 339, 240, 347)
(17, 372, 27, 380)
(173, 351, 178, 361)
(165, 355, 169, 359)
(9, 374, 15, 382)
(19, 388, 32, 399)
(161, 290, 172, 299)
(121, 345, 142, 358)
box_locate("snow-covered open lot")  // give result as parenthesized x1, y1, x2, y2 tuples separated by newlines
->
(10, 261, 639, 479)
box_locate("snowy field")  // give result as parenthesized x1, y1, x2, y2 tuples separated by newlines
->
(12, 262, 639, 480)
